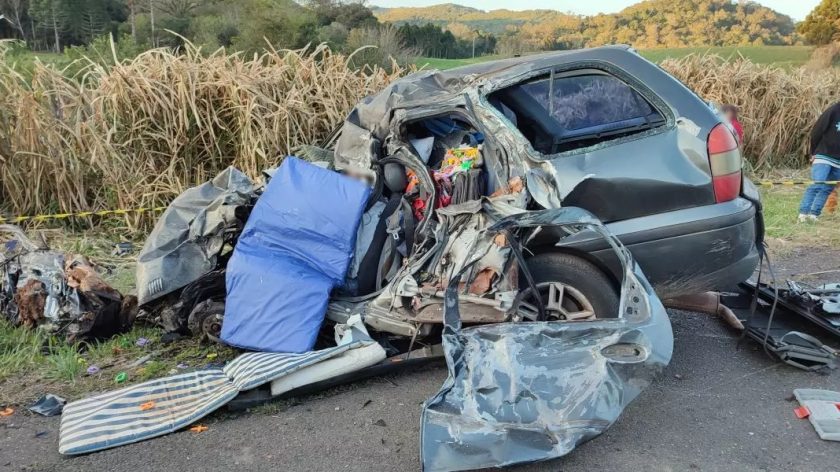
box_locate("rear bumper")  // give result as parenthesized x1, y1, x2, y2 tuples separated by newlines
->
(553, 198, 761, 299)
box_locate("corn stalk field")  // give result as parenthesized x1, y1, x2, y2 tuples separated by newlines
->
(0, 42, 404, 227)
(661, 54, 840, 170)
(0, 43, 835, 227)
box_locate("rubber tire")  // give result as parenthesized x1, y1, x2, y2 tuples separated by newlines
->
(523, 252, 620, 319)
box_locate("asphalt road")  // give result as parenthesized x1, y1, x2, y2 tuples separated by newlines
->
(2, 307, 838, 472)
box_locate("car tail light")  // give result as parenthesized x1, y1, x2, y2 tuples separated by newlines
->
(708, 123, 742, 203)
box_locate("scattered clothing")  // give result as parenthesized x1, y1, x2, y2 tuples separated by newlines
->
(29, 394, 67, 417)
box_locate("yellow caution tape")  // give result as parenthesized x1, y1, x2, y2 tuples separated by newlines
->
(3, 180, 839, 222)
(757, 180, 840, 187)
(0, 207, 168, 223)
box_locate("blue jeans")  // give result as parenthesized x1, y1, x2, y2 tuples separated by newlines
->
(799, 163, 840, 216)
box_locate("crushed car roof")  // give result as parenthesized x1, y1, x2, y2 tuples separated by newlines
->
(334, 45, 638, 175)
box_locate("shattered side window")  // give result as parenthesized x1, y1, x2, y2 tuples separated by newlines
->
(490, 71, 665, 155)
(523, 74, 653, 131)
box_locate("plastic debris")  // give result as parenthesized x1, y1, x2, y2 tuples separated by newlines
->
(189, 425, 209, 433)
(176, 363, 189, 370)
(114, 372, 127, 384)
(206, 353, 217, 360)
(28, 394, 67, 417)
(794, 389, 840, 441)
(112, 242, 134, 256)
(86, 365, 100, 375)
(139, 401, 156, 411)
(794, 406, 811, 419)
(136, 337, 150, 347)
(0, 407, 14, 417)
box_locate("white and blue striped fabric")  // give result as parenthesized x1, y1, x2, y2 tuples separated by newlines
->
(59, 344, 356, 455)
(224, 344, 353, 391)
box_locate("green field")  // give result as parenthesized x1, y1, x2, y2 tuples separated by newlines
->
(639, 45, 814, 67)
(413, 55, 506, 69)
(415, 45, 815, 70)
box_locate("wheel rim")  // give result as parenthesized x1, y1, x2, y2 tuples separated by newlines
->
(514, 282, 596, 322)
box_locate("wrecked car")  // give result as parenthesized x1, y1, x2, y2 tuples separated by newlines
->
(105, 45, 769, 466)
(137, 45, 762, 342)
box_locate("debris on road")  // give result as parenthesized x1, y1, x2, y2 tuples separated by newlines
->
(664, 292, 745, 330)
(28, 394, 66, 417)
(59, 316, 384, 455)
(0, 225, 137, 343)
(793, 389, 840, 441)
(721, 282, 839, 372)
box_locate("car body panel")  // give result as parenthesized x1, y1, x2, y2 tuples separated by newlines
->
(420, 208, 673, 471)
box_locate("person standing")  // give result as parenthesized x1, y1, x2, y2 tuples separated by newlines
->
(798, 102, 840, 222)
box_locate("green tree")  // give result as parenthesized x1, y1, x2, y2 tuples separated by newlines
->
(798, 0, 840, 45)
(29, 0, 64, 51)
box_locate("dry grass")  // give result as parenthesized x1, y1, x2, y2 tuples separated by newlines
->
(0, 40, 406, 228)
(2, 44, 838, 226)
(661, 54, 840, 170)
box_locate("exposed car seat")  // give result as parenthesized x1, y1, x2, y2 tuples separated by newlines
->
(356, 162, 408, 294)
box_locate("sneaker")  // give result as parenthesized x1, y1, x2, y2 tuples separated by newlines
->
(809, 214, 819, 222)
(798, 213, 809, 223)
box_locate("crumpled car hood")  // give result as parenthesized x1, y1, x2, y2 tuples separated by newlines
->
(136, 167, 254, 306)
(420, 208, 674, 471)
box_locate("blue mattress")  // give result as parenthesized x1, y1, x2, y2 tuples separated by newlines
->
(221, 157, 370, 352)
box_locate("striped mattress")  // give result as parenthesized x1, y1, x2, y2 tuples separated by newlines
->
(59, 343, 357, 455)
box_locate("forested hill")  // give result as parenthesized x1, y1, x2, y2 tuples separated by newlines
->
(373, 0, 798, 48)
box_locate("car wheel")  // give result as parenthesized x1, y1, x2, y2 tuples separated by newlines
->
(514, 252, 620, 321)
(187, 299, 225, 342)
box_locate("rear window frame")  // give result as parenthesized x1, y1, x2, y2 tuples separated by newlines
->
(481, 60, 675, 161)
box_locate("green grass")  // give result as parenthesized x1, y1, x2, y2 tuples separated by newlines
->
(760, 186, 840, 252)
(413, 54, 505, 69)
(0, 320, 47, 381)
(0, 229, 236, 404)
(0, 318, 238, 405)
(416, 45, 815, 70)
(638, 45, 815, 67)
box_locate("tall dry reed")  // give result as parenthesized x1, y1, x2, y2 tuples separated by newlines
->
(661, 54, 840, 170)
(1, 45, 837, 229)
(0, 41, 405, 227)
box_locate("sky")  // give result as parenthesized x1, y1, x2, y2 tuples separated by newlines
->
(372, 0, 822, 21)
